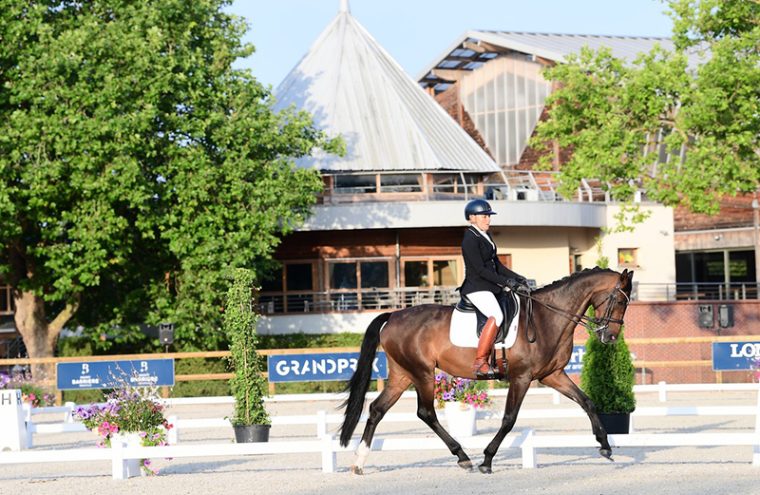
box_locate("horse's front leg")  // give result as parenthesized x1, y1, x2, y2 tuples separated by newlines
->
(540, 370, 613, 460)
(479, 374, 532, 474)
(413, 376, 473, 471)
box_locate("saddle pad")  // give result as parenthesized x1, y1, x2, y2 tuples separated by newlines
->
(449, 297, 520, 349)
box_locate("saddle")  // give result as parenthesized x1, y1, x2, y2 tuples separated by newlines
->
(456, 290, 518, 343)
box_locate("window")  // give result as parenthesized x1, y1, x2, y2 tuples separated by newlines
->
(379, 174, 423, 193)
(328, 259, 391, 311)
(259, 262, 316, 313)
(617, 248, 638, 268)
(404, 261, 428, 287)
(402, 258, 460, 287)
(334, 175, 377, 194)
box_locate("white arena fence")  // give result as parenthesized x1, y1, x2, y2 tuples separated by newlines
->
(5, 382, 759, 480)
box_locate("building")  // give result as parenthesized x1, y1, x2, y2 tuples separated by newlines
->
(257, 4, 676, 335)
(417, 29, 758, 304)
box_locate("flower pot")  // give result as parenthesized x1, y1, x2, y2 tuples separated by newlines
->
(233, 424, 271, 443)
(111, 432, 144, 478)
(599, 412, 631, 434)
(444, 402, 477, 438)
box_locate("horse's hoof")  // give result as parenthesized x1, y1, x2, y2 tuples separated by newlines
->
(478, 464, 493, 474)
(599, 448, 614, 461)
(457, 459, 473, 471)
(350, 465, 364, 475)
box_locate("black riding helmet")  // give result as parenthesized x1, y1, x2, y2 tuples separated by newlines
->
(464, 199, 496, 220)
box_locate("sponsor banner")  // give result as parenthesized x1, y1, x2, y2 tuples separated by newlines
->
(268, 352, 388, 383)
(712, 341, 760, 371)
(564, 345, 586, 374)
(57, 359, 175, 390)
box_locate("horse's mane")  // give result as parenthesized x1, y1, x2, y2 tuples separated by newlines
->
(533, 266, 616, 294)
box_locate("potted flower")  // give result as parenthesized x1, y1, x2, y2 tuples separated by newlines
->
(580, 307, 636, 434)
(0, 369, 55, 408)
(434, 372, 491, 438)
(224, 268, 271, 442)
(73, 385, 172, 476)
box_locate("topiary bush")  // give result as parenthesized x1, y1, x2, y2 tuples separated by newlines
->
(224, 268, 270, 426)
(580, 308, 636, 414)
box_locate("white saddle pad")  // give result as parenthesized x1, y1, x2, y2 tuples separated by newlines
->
(449, 297, 520, 349)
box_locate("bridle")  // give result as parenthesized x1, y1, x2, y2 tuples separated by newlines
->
(519, 281, 630, 342)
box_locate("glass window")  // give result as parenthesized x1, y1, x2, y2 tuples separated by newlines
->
(617, 248, 638, 267)
(380, 174, 422, 193)
(260, 271, 283, 292)
(329, 262, 357, 289)
(433, 260, 458, 286)
(334, 175, 376, 194)
(286, 264, 313, 291)
(404, 261, 428, 287)
(728, 250, 755, 282)
(361, 261, 389, 288)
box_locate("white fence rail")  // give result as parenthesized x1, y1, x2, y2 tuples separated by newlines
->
(8, 382, 760, 480)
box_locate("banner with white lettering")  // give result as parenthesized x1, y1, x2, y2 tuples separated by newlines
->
(564, 345, 586, 374)
(712, 341, 760, 371)
(57, 359, 175, 390)
(268, 352, 388, 383)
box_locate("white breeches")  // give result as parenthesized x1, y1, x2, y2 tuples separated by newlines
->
(466, 291, 504, 326)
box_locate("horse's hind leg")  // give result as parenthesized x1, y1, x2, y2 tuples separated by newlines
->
(540, 370, 613, 460)
(412, 374, 473, 471)
(350, 373, 411, 475)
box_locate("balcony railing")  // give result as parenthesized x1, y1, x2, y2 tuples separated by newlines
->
(258, 287, 462, 315)
(258, 282, 759, 315)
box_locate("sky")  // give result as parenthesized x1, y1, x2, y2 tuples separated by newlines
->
(228, 0, 675, 89)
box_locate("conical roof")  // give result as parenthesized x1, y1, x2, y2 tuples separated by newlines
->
(273, 4, 499, 174)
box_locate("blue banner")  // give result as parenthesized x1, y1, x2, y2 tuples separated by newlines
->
(712, 341, 760, 371)
(564, 345, 586, 374)
(268, 352, 388, 383)
(56, 359, 175, 390)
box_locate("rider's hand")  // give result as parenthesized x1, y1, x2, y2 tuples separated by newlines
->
(504, 278, 521, 291)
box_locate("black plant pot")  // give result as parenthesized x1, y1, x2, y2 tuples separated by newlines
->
(598, 412, 631, 434)
(233, 424, 271, 443)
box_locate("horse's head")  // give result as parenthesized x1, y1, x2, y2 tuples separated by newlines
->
(589, 269, 634, 344)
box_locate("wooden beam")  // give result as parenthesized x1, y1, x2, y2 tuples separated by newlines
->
(430, 68, 466, 83)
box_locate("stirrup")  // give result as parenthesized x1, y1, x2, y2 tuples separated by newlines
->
(474, 365, 497, 380)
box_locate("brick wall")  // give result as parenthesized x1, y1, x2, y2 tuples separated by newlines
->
(572, 300, 760, 384)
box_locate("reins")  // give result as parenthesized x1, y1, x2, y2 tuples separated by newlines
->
(518, 283, 630, 342)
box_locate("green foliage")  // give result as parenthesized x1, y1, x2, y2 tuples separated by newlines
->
(224, 268, 269, 426)
(533, 0, 759, 214)
(0, 0, 341, 355)
(580, 308, 636, 413)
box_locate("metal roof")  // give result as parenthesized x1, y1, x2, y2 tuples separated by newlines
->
(418, 31, 700, 93)
(273, 8, 499, 174)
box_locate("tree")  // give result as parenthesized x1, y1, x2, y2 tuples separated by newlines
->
(532, 0, 759, 214)
(0, 1, 341, 371)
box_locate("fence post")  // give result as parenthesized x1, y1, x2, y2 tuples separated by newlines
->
(520, 428, 536, 469)
(111, 437, 127, 480)
(321, 433, 336, 473)
(167, 415, 178, 444)
(658, 381, 667, 402)
(317, 410, 327, 439)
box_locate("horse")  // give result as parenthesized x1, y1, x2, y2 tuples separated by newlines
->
(338, 266, 634, 474)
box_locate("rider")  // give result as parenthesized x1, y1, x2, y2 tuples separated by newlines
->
(461, 199, 530, 379)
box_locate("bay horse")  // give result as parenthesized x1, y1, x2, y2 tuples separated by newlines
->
(339, 267, 634, 474)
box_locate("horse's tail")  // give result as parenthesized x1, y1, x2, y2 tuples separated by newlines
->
(339, 311, 392, 447)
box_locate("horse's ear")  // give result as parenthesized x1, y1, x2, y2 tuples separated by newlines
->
(627, 270, 634, 282)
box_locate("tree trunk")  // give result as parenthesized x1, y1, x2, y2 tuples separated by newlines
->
(13, 290, 77, 384)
